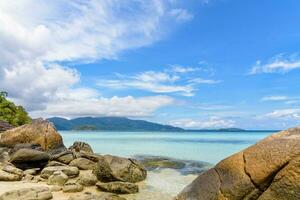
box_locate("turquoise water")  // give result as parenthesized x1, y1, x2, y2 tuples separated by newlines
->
(60, 131, 275, 164)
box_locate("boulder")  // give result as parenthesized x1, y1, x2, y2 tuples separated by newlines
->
(10, 149, 50, 170)
(69, 158, 96, 170)
(22, 174, 34, 182)
(24, 168, 40, 175)
(77, 171, 98, 186)
(50, 186, 62, 192)
(41, 166, 79, 179)
(176, 127, 300, 200)
(93, 155, 147, 183)
(0, 119, 65, 153)
(63, 182, 84, 193)
(69, 141, 94, 154)
(96, 181, 139, 194)
(0, 187, 52, 200)
(47, 171, 68, 186)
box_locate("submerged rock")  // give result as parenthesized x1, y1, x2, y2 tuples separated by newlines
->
(176, 126, 300, 200)
(0, 119, 65, 153)
(93, 155, 147, 183)
(0, 187, 52, 200)
(10, 149, 50, 170)
(96, 181, 139, 194)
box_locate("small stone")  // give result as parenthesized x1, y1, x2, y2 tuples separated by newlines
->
(41, 166, 79, 179)
(50, 186, 62, 192)
(96, 181, 139, 194)
(63, 182, 84, 193)
(24, 168, 40, 175)
(22, 174, 34, 181)
(47, 171, 68, 186)
(77, 172, 98, 186)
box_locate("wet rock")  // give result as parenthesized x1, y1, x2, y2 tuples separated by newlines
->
(96, 181, 139, 194)
(63, 182, 84, 193)
(41, 166, 79, 179)
(69, 141, 94, 154)
(0, 119, 65, 153)
(69, 158, 96, 170)
(10, 149, 50, 170)
(47, 171, 68, 186)
(0, 187, 52, 200)
(93, 155, 146, 183)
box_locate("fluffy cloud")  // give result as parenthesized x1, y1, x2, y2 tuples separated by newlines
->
(169, 117, 236, 129)
(0, 1, 192, 117)
(97, 66, 220, 96)
(264, 109, 300, 120)
(250, 53, 300, 74)
(30, 94, 174, 118)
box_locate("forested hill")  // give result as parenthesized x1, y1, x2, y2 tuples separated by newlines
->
(48, 117, 184, 132)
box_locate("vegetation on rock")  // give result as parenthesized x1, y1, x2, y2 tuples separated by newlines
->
(0, 91, 31, 126)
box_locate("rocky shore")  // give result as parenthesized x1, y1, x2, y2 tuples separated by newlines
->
(0, 119, 299, 200)
(0, 119, 147, 200)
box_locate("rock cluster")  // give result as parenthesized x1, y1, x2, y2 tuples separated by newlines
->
(176, 127, 300, 200)
(0, 120, 147, 200)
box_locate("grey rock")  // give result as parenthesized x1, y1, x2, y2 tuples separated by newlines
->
(41, 166, 79, 179)
(69, 141, 94, 154)
(10, 149, 50, 170)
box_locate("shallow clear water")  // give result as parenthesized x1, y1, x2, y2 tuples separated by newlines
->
(60, 131, 275, 164)
(59, 130, 276, 199)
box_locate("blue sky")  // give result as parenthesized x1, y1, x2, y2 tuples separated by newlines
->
(1, 0, 300, 129)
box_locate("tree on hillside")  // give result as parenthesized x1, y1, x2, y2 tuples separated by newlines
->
(0, 91, 31, 126)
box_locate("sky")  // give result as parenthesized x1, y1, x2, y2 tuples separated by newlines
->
(0, 0, 300, 130)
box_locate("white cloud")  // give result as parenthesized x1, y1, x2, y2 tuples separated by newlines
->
(30, 94, 174, 118)
(169, 117, 236, 129)
(250, 53, 300, 74)
(0, 1, 192, 117)
(264, 109, 300, 120)
(97, 67, 220, 97)
(170, 65, 199, 73)
(261, 96, 288, 102)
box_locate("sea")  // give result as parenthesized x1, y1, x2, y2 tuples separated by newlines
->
(60, 130, 275, 199)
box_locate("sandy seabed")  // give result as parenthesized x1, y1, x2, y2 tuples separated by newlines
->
(0, 169, 197, 200)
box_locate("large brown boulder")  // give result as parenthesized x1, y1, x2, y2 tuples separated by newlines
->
(176, 127, 300, 200)
(0, 119, 65, 153)
(93, 155, 147, 183)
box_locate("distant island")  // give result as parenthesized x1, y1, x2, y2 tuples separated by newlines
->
(48, 117, 184, 132)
